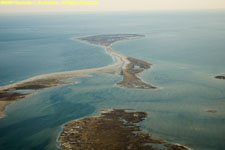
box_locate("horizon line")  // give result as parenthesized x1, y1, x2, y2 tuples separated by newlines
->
(0, 8, 225, 15)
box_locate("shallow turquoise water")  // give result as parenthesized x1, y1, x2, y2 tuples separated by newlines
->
(0, 12, 225, 150)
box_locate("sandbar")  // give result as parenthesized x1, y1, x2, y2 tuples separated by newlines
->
(0, 34, 157, 118)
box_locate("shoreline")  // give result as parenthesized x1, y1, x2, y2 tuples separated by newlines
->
(0, 34, 157, 118)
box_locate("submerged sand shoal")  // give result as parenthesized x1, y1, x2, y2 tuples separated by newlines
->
(0, 34, 157, 118)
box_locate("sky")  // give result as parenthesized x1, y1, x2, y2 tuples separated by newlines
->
(0, 0, 225, 13)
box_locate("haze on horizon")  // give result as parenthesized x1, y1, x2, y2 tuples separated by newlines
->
(0, 0, 225, 13)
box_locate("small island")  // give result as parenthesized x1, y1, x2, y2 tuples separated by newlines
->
(59, 109, 191, 150)
(0, 34, 157, 118)
(215, 75, 225, 80)
(205, 109, 217, 113)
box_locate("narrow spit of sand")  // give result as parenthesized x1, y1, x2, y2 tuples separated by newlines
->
(0, 46, 125, 118)
(0, 34, 157, 118)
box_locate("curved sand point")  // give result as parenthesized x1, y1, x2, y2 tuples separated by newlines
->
(0, 34, 157, 118)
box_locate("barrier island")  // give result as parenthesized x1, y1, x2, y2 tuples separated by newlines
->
(0, 34, 157, 118)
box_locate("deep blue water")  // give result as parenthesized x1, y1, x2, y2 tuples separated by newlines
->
(0, 11, 225, 150)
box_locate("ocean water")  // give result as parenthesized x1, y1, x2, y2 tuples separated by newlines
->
(0, 11, 225, 150)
